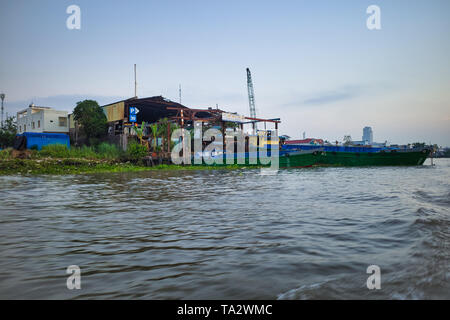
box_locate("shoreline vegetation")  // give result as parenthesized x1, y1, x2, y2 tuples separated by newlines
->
(0, 143, 250, 175)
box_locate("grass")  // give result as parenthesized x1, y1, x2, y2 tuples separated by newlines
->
(0, 159, 255, 175)
(0, 158, 150, 175)
(36, 143, 123, 160)
(0, 143, 257, 175)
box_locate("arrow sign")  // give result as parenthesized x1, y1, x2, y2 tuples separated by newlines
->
(129, 107, 139, 122)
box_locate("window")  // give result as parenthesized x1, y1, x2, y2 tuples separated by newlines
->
(58, 117, 67, 127)
(38, 120, 40, 128)
(24, 124, 26, 131)
(32, 122, 35, 129)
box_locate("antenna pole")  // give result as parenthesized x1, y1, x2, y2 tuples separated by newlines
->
(134, 64, 137, 98)
(179, 84, 182, 104)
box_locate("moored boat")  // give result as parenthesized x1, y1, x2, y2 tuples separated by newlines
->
(314, 148, 431, 166)
(282, 144, 432, 167)
(193, 148, 320, 168)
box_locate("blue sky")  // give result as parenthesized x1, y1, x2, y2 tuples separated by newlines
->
(1, 0, 449, 145)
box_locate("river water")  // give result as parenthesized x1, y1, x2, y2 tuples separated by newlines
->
(0, 159, 449, 299)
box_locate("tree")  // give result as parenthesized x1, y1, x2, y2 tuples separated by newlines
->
(150, 123, 158, 150)
(0, 116, 17, 148)
(132, 122, 148, 150)
(72, 100, 107, 143)
(412, 142, 426, 148)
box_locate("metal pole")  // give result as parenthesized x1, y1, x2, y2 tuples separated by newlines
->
(0, 93, 5, 128)
(181, 109, 185, 163)
(134, 64, 137, 98)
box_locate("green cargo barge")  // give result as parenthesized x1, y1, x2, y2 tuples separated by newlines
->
(315, 149, 431, 167)
(194, 148, 432, 168)
(194, 149, 319, 168)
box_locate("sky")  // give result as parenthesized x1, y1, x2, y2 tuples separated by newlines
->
(0, 0, 449, 146)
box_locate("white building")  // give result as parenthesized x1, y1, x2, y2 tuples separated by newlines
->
(362, 126, 373, 144)
(17, 104, 69, 134)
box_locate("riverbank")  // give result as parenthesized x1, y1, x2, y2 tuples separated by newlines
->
(0, 158, 249, 175)
(0, 144, 253, 175)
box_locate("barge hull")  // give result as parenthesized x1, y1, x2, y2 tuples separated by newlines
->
(315, 150, 430, 166)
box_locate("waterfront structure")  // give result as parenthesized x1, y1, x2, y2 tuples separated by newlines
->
(94, 95, 280, 152)
(17, 104, 69, 134)
(284, 138, 324, 145)
(100, 96, 188, 136)
(363, 126, 373, 144)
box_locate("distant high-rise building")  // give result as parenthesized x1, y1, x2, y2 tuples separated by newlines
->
(362, 126, 373, 144)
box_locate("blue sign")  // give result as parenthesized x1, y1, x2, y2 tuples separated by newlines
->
(129, 107, 138, 122)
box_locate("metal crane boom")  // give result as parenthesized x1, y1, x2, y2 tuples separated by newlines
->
(246, 68, 257, 132)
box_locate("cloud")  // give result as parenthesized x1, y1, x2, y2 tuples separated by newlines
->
(303, 84, 367, 106)
(281, 84, 388, 108)
(3, 94, 126, 117)
(303, 91, 356, 105)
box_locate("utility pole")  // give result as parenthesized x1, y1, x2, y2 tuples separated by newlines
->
(0, 93, 5, 128)
(134, 64, 137, 98)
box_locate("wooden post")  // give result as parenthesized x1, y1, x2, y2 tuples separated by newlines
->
(222, 121, 226, 155)
(167, 122, 171, 153)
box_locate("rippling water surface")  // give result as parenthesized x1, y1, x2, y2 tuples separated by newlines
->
(0, 159, 449, 299)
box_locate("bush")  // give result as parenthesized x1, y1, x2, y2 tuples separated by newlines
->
(0, 148, 13, 160)
(37, 143, 123, 160)
(96, 142, 121, 159)
(126, 141, 148, 160)
(74, 145, 97, 158)
(39, 144, 71, 158)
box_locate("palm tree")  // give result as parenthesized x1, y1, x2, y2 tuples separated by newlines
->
(132, 122, 146, 145)
(150, 123, 158, 151)
(157, 118, 180, 152)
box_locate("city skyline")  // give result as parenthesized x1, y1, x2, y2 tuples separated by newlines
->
(1, 0, 449, 146)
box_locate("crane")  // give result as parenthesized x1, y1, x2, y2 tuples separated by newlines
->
(246, 68, 257, 134)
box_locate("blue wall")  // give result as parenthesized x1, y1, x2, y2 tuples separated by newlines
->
(19, 132, 70, 150)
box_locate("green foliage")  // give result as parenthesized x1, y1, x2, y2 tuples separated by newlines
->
(132, 122, 146, 141)
(0, 116, 18, 148)
(38, 143, 121, 160)
(126, 141, 148, 160)
(96, 142, 122, 159)
(150, 123, 158, 149)
(156, 118, 177, 151)
(76, 145, 98, 158)
(0, 148, 13, 160)
(412, 142, 426, 148)
(39, 144, 71, 158)
(73, 100, 107, 141)
(0, 158, 152, 175)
